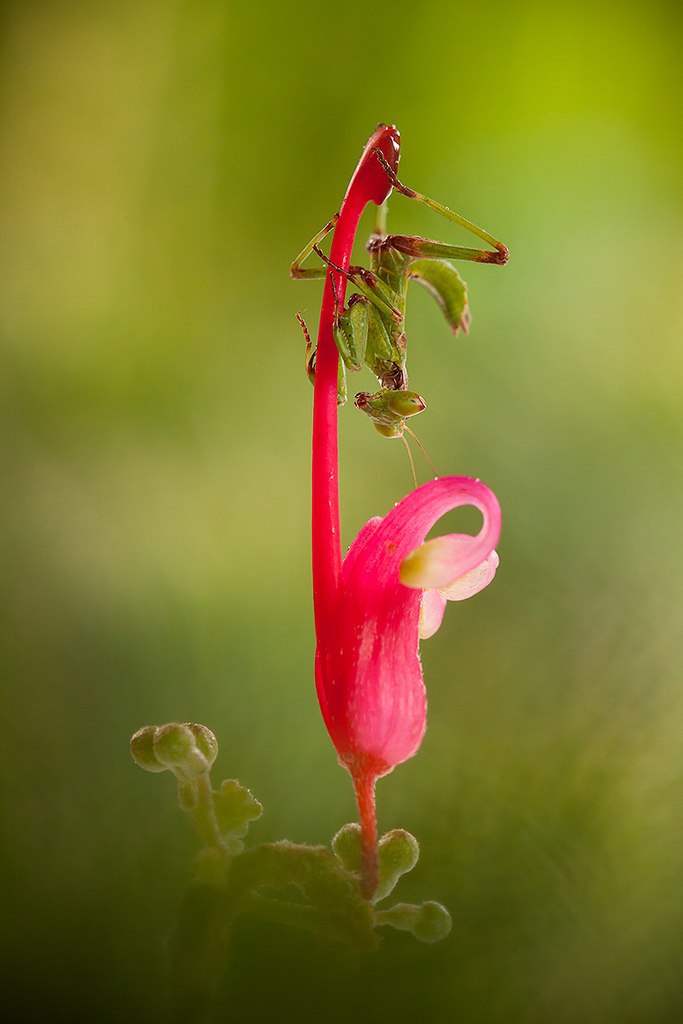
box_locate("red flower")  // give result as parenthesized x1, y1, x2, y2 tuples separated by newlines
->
(309, 126, 500, 895)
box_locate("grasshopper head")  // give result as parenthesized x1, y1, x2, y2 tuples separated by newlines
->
(354, 389, 426, 438)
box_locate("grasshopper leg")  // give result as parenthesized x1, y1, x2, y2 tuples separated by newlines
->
(312, 245, 403, 324)
(296, 311, 346, 405)
(290, 213, 340, 279)
(329, 275, 369, 373)
(371, 147, 508, 266)
(296, 312, 316, 384)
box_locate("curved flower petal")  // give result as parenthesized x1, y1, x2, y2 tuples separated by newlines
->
(419, 589, 448, 640)
(316, 477, 501, 774)
(400, 534, 488, 590)
(439, 548, 500, 601)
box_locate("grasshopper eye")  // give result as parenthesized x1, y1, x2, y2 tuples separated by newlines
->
(387, 393, 426, 418)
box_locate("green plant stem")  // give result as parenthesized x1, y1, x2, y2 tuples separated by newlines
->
(188, 772, 228, 854)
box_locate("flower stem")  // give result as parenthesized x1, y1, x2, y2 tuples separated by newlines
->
(190, 771, 227, 855)
(311, 126, 400, 638)
(311, 127, 401, 896)
(352, 765, 379, 900)
(311, 196, 361, 635)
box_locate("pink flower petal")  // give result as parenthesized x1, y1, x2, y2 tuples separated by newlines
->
(316, 477, 500, 773)
(400, 534, 479, 590)
(419, 589, 448, 640)
(397, 495, 500, 592)
(439, 549, 500, 601)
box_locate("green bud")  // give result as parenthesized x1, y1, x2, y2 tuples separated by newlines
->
(185, 723, 218, 768)
(374, 829, 420, 902)
(331, 823, 362, 873)
(411, 901, 452, 943)
(376, 900, 452, 944)
(152, 723, 213, 777)
(130, 726, 166, 773)
(214, 779, 263, 840)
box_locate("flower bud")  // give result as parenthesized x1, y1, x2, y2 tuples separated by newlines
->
(130, 726, 167, 773)
(410, 901, 452, 943)
(332, 822, 362, 873)
(376, 900, 452, 943)
(185, 723, 218, 768)
(152, 723, 215, 778)
(375, 829, 419, 902)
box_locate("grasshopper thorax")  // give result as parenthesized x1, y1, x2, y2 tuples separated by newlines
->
(365, 233, 391, 255)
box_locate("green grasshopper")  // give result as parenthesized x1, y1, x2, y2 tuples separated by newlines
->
(299, 306, 425, 440)
(291, 147, 508, 438)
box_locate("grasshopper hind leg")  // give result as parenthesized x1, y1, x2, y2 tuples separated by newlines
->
(296, 312, 347, 405)
(371, 147, 509, 266)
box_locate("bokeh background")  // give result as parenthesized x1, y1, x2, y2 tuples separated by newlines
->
(2, 1, 682, 1021)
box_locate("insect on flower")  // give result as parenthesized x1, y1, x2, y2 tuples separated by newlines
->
(303, 125, 507, 897)
(291, 135, 508, 439)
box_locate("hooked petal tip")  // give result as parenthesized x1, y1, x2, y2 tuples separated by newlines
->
(438, 550, 500, 601)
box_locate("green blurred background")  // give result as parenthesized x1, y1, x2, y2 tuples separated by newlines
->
(1, 1, 682, 1020)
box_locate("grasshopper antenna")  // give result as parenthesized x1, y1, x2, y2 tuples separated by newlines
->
(400, 431, 418, 489)
(404, 424, 439, 478)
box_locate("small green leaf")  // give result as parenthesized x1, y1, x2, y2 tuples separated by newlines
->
(331, 822, 362, 873)
(228, 841, 376, 950)
(214, 779, 263, 840)
(375, 900, 452, 943)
